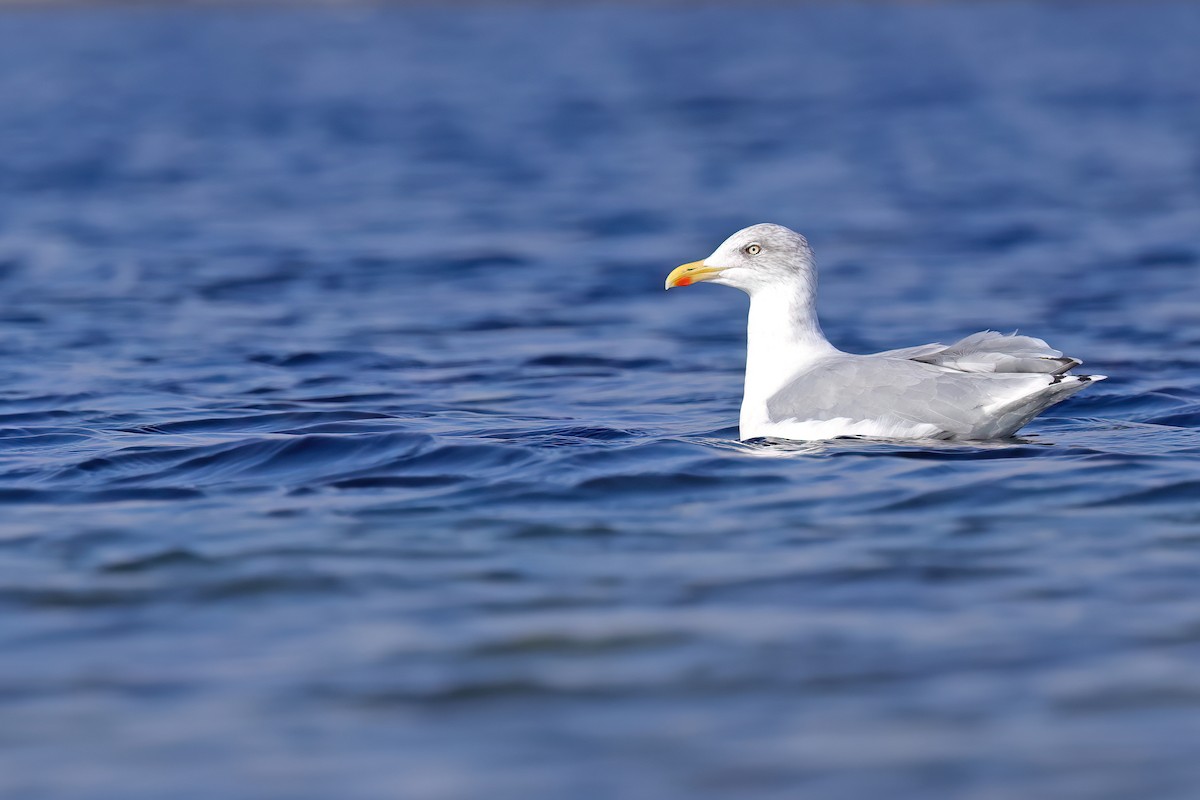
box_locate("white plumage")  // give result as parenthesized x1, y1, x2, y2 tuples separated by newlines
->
(665, 223, 1103, 441)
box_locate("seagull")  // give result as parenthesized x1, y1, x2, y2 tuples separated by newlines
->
(665, 223, 1103, 441)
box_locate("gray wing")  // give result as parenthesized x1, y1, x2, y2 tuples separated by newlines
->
(875, 331, 1081, 375)
(765, 355, 1058, 438)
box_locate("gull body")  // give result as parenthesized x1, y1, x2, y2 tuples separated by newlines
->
(665, 223, 1103, 441)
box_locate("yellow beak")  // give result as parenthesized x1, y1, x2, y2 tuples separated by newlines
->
(665, 260, 725, 290)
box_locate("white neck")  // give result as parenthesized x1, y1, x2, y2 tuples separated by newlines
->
(740, 276, 836, 433)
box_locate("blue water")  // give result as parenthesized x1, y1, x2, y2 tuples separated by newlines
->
(1, 3, 1199, 798)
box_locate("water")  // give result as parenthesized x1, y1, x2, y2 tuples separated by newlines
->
(1, 3, 1198, 798)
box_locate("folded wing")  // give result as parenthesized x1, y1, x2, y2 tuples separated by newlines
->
(876, 330, 1081, 375)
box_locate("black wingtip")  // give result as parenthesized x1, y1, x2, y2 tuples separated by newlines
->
(1051, 373, 1104, 386)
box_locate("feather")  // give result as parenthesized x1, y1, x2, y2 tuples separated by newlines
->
(877, 331, 1082, 375)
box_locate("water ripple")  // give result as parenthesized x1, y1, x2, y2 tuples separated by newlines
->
(1, 4, 1199, 800)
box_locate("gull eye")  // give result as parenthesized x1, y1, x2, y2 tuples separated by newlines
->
(745, 243, 761, 256)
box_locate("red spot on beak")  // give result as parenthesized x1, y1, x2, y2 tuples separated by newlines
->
(675, 276, 693, 287)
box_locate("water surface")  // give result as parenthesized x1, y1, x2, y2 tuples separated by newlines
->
(1, 4, 1199, 799)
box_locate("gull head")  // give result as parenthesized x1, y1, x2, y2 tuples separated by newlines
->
(665, 223, 815, 295)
